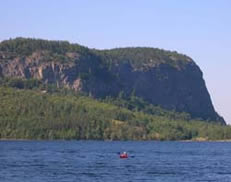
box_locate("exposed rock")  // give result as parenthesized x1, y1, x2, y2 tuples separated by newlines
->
(0, 38, 225, 124)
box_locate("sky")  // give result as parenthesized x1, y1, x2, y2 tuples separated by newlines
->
(0, 0, 230, 123)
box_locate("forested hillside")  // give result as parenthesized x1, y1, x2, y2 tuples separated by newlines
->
(0, 81, 230, 140)
(0, 38, 225, 124)
(0, 38, 228, 140)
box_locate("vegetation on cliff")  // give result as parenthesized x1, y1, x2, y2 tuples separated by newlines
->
(0, 37, 90, 56)
(95, 47, 192, 70)
(0, 80, 230, 140)
(0, 38, 191, 69)
(0, 38, 227, 139)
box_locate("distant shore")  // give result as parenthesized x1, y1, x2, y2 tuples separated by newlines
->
(1, 138, 231, 142)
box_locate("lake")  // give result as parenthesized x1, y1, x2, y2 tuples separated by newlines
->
(1, 141, 231, 182)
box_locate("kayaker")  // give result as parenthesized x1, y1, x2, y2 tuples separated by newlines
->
(120, 151, 128, 158)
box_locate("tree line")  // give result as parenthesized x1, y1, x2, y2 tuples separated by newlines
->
(0, 85, 231, 141)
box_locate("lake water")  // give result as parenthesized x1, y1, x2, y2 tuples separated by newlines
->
(1, 141, 231, 182)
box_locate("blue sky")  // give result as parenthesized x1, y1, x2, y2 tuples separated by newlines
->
(1, 0, 230, 123)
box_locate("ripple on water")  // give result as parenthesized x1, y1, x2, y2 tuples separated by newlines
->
(1, 141, 231, 182)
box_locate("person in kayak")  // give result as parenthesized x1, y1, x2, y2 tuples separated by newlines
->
(120, 151, 128, 158)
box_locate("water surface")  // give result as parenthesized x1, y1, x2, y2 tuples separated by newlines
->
(1, 141, 231, 182)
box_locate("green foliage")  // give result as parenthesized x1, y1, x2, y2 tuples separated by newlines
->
(0, 38, 228, 140)
(0, 86, 230, 141)
(102, 96, 191, 121)
(95, 47, 192, 70)
(0, 38, 192, 69)
(0, 77, 42, 89)
(0, 37, 90, 56)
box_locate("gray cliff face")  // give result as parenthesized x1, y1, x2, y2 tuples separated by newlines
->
(0, 45, 225, 124)
(80, 61, 224, 124)
(0, 52, 83, 91)
(116, 63, 222, 122)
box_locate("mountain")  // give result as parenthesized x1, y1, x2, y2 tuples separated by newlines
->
(0, 38, 225, 124)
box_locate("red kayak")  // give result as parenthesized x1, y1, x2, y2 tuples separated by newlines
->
(120, 152, 128, 158)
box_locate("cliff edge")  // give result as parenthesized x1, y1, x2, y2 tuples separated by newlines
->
(0, 38, 225, 124)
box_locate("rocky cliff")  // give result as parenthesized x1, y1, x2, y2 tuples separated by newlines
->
(0, 38, 225, 124)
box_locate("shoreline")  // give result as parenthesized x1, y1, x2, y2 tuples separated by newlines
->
(1, 138, 231, 142)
